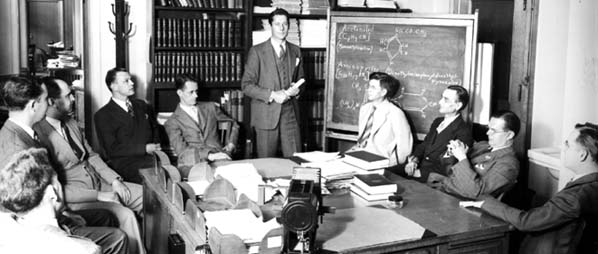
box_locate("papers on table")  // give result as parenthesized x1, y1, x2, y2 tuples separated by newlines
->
(204, 209, 281, 244)
(293, 151, 340, 163)
(214, 163, 265, 202)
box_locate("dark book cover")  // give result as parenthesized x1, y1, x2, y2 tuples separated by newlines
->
(345, 150, 388, 162)
(354, 174, 393, 187)
(289, 156, 309, 165)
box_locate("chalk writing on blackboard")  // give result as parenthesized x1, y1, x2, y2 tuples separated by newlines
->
(326, 14, 476, 137)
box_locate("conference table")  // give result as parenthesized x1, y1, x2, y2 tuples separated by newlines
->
(142, 157, 512, 254)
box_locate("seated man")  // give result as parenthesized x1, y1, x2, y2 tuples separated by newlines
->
(95, 67, 162, 183)
(465, 123, 598, 253)
(0, 76, 127, 254)
(34, 77, 145, 254)
(403, 85, 474, 182)
(427, 110, 520, 199)
(165, 75, 239, 163)
(0, 148, 126, 254)
(350, 72, 412, 166)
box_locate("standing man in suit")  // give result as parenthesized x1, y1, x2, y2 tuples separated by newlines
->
(464, 122, 598, 253)
(0, 76, 128, 254)
(427, 110, 520, 199)
(349, 72, 413, 166)
(34, 77, 145, 254)
(165, 75, 239, 163)
(95, 67, 162, 183)
(403, 85, 474, 182)
(242, 8, 305, 158)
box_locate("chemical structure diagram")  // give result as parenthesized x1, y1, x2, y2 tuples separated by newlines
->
(379, 34, 409, 64)
(394, 87, 437, 119)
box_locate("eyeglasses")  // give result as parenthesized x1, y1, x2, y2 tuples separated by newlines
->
(487, 128, 508, 135)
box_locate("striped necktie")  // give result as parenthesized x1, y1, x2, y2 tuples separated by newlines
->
(357, 106, 376, 148)
(126, 100, 135, 118)
(62, 122, 86, 160)
(279, 44, 286, 59)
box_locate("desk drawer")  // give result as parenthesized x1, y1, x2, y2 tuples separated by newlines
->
(449, 237, 507, 254)
(397, 244, 448, 254)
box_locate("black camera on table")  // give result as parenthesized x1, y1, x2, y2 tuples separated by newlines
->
(280, 167, 334, 253)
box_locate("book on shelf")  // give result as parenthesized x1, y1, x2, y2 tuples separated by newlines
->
(353, 173, 396, 195)
(350, 183, 394, 202)
(343, 150, 390, 170)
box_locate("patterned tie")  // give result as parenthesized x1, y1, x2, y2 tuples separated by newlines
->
(279, 43, 286, 59)
(357, 106, 376, 148)
(62, 122, 86, 160)
(126, 100, 135, 118)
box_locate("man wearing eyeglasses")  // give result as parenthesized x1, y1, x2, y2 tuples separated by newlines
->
(427, 110, 520, 199)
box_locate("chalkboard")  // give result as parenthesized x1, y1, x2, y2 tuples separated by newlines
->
(325, 12, 477, 139)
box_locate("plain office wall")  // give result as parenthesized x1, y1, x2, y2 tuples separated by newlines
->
(531, 0, 598, 149)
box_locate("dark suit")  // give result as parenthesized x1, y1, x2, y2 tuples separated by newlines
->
(242, 39, 304, 157)
(437, 142, 519, 199)
(482, 173, 598, 254)
(0, 119, 128, 254)
(164, 102, 239, 161)
(94, 98, 160, 183)
(412, 116, 473, 181)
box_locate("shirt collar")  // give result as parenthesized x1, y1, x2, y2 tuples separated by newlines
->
(111, 97, 129, 112)
(179, 103, 198, 119)
(270, 38, 286, 54)
(7, 119, 35, 139)
(45, 117, 64, 136)
(442, 114, 460, 126)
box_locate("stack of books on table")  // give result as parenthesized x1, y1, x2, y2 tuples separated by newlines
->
(342, 150, 389, 173)
(351, 174, 396, 202)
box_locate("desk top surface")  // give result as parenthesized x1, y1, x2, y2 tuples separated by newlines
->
(168, 158, 511, 253)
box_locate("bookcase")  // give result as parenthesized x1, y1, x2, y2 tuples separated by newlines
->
(151, 0, 252, 157)
(250, 1, 329, 151)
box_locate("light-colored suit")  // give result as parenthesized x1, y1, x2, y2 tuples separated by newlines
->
(34, 118, 145, 254)
(242, 39, 304, 157)
(357, 100, 413, 165)
(0, 120, 41, 169)
(164, 102, 239, 161)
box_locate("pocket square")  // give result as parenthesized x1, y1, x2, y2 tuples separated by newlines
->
(295, 57, 301, 67)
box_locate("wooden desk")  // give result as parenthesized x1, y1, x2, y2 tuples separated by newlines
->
(143, 158, 511, 254)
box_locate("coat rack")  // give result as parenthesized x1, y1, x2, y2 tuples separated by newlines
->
(108, 0, 133, 68)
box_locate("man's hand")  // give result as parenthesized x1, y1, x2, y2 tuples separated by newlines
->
(61, 210, 87, 228)
(285, 85, 300, 97)
(447, 140, 468, 161)
(207, 152, 231, 161)
(271, 90, 289, 104)
(427, 172, 445, 189)
(111, 180, 131, 204)
(97, 191, 121, 204)
(404, 156, 419, 176)
(223, 143, 235, 154)
(145, 143, 162, 154)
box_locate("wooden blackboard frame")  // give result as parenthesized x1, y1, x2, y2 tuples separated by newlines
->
(323, 11, 478, 144)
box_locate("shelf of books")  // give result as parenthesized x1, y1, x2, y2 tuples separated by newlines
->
(251, 0, 330, 151)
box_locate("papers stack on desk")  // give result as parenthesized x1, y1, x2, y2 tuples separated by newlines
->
(214, 163, 265, 202)
(337, 0, 365, 7)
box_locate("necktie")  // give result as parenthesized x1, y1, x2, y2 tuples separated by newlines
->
(62, 122, 86, 160)
(279, 43, 286, 59)
(126, 100, 135, 118)
(357, 106, 376, 148)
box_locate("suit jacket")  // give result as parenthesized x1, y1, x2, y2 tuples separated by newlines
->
(164, 102, 240, 160)
(0, 120, 42, 169)
(413, 116, 473, 178)
(357, 100, 413, 165)
(242, 39, 305, 129)
(440, 141, 519, 199)
(94, 98, 160, 182)
(34, 118, 120, 203)
(482, 173, 598, 254)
